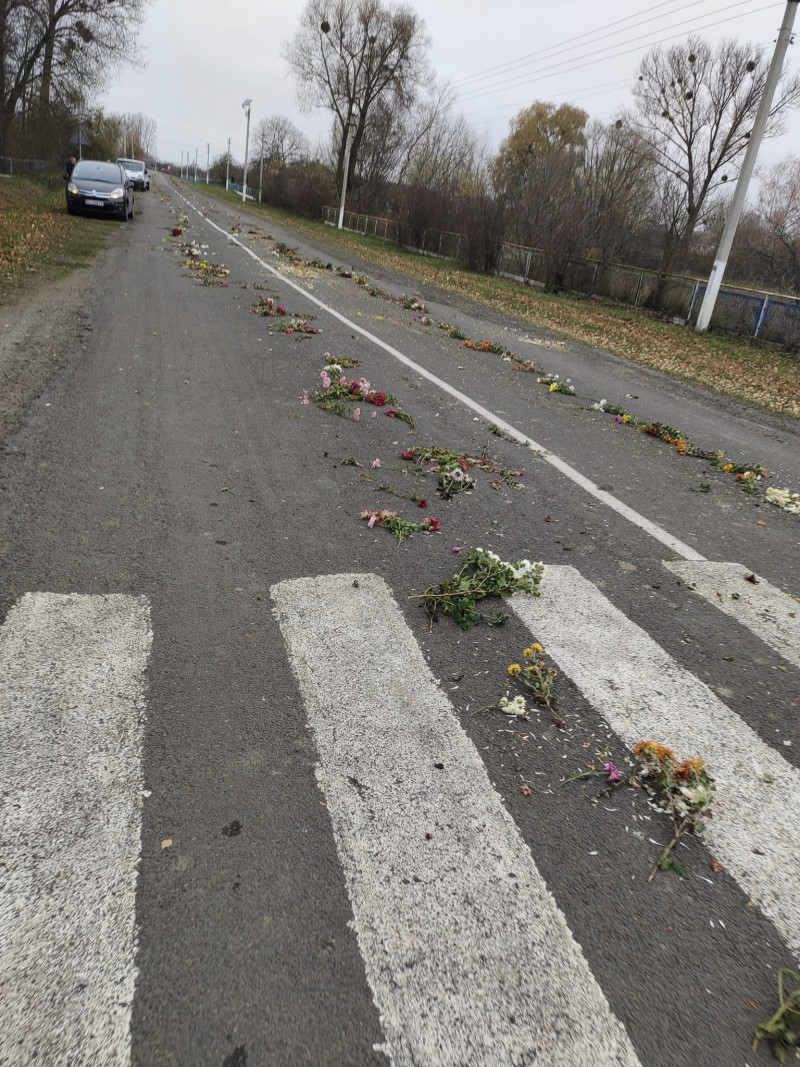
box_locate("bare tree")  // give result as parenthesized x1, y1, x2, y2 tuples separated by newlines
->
(283, 0, 432, 189)
(393, 91, 479, 240)
(251, 113, 310, 202)
(631, 34, 800, 279)
(581, 118, 656, 264)
(252, 113, 309, 166)
(747, 156, 800, 293)
(119, 111, 156, 158)
(1, 0, 145, 153)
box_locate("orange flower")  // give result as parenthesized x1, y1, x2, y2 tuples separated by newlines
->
(633, 740, 676, 766)
(676, 757, 707, 779)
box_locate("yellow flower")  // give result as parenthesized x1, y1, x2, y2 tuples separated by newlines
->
(722, 463, 734, 473)
(507, 663, 522, 676)
(549, 382, 558, 392)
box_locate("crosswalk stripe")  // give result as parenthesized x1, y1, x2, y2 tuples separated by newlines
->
(509, 566, 800, 961)
(0, 593, 152, 1067)
(662, 560, 800, 668)
(272, 573, 641, 1067)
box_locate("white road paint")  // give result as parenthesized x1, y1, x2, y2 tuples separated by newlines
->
(663, 560, 800, 668)
(509, 566, 800, 961)
(271, 573, 641, 1067)
(0, 593, 152, 1067)
(172, 183, 705, 563)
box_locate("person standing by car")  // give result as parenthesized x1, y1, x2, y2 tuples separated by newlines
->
(63, 155, 77, 180)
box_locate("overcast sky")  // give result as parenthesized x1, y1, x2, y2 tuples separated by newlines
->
(102, 0, 800, 175)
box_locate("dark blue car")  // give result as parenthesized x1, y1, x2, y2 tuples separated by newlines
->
(65, 160, 134, 220)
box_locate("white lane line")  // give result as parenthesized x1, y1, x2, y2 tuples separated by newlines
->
(663, 560, 800, 668)
(271, 573, 641, 1067)
(509, 567, 800, 961)
(0, 593, 152, 1067)
(172, 183, 705, 563)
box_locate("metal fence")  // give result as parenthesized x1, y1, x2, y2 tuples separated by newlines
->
(0, 157, 55, 177)
(323, 205, 800, 349)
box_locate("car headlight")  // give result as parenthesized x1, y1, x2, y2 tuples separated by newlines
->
(110, 187, 124, 199)
(67, 183, 78, 195)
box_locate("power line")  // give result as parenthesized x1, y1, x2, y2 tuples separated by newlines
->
(465, 79, 635, 127)
(455, 0, 781, 105)
(452, 0, 721, 90)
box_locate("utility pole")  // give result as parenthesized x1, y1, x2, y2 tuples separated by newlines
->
(337, 117, 355, 229)
(206, 143, 210, 184)
(225, 138, 231, 190)
(241, 99, 252, 204)
(194, 148, 198, 182)
(180, 149, 183, 179)
(695, 0, 799, 332)
(258, 138, 265, 204)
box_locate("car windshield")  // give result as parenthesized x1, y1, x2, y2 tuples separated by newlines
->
(73, 161, 123, 183)
(119, 160, 144, 173)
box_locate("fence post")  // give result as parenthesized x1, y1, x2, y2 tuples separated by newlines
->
(590, 263, 599, 296)
(686, 280, 701, 322)
(753, 296, 771, 338)
(524, 251, 531, 281)
(634, 273, 644, 307)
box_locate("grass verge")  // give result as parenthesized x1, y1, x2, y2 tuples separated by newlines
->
(0, 174, 119, 303)
(192, 181, 800, 420)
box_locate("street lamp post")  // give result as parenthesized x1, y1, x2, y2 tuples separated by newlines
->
(241, 98, 252, 204)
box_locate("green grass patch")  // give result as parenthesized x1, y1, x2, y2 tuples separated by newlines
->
(183, 181, 800, 418)
(0, 174, 119, 303)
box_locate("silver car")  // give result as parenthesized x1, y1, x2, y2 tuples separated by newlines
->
(117, 157, 150, 191)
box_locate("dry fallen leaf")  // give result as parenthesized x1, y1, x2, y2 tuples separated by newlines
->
(520, 784, 532, 796)
(710, 859, 724, 874)
(756, 520, 767, 527)
(161, 838, 173, 850)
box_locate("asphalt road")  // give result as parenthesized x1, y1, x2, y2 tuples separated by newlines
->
(1, 176, 799, 1067)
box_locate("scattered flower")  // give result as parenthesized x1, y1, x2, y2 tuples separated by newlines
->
(416, 549, 545, 630)
(360, 509, 440, 543)
(604, 761, 623, 783)
(766, 486, 800, 514)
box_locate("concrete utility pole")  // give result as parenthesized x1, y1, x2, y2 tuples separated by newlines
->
(180, 149, 183, 178)
(225, 138, 231, 190)
(194, 148, 198, 182)
(337, 117, 355, 229)
(695, 0, 799, 332)
(206, 143, 210, 184)
(241, 99, 252, 204)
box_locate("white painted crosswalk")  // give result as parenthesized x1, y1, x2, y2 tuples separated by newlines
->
(662, 560, 800, 668)
(509, 567, 800, 961)
(272, 573, 642, 1067)
(0, 593, 152, 1067)
(1, 562, 798, 1065)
